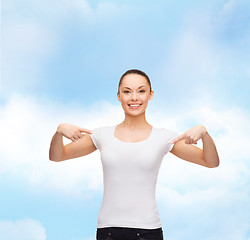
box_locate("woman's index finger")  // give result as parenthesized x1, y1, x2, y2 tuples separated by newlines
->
(171, 134, 183, 144)
(80, 128, 93, 134)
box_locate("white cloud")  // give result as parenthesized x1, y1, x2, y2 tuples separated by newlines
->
(0, 219, 47, 240)
(3, 0, 130, 24)
(0, 94, 124, 197)
(1, 94, 250, 192)
(3, 21, 56, 58)
(2, 0, 131, 96)
(72, 0, 127, 22)
(154, 105, 250, 238)
(159, 0, 250, 100)
(153, 100, 250, 238)
(218, 0, 250, 42)
(157, 183, 250, 239)
(2, 20, 58, 92)
(221, 0, 249, 16)
(166, 33, 219, 79)
(223, 0, 237, 13)
(0, 94, 250, 238)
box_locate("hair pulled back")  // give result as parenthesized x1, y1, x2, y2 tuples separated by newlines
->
(118, 69, 152, 94)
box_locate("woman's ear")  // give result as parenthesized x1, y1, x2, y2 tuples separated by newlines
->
(149, 90, 154, 100)
(117, 92, 121, 102)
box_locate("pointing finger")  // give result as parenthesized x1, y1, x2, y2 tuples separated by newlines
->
(78, 133, 84, 138)
(171, 134, 183, 144)
(80, 128, 93, 134)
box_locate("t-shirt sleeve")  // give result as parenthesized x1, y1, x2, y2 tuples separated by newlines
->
(162, 128, 180, 155)
(89, 126, 103, 151)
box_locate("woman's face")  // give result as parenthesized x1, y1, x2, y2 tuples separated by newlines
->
(117, 73, 154, 116)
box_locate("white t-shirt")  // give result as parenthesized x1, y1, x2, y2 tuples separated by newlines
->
(90, 125, 179, 229)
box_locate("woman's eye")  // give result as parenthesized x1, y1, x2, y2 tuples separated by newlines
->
(123, 90, 145, 94)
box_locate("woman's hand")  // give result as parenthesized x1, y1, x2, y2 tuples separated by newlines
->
(57, 123, 93, 142)
(171, 125, 207, 145)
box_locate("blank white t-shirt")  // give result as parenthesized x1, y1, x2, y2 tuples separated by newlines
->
(90, 125, 179, 229)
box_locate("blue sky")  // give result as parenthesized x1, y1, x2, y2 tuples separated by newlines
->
(1, 0, 250, 239)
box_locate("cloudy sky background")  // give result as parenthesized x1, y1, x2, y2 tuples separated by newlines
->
(1, 0, 250, 239)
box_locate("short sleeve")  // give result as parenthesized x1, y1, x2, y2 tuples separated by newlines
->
(89, 127, 103, 150)
(162, 128, 179, 155)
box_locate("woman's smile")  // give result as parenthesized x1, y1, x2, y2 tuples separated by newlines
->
(128, 103, 142, 109)
(117, 72, 154, 117)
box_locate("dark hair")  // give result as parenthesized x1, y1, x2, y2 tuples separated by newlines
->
(118, 69, 152, 94)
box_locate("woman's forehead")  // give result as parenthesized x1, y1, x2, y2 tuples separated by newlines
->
(121, 74, 149, 88)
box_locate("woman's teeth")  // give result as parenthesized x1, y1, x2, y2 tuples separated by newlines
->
(129, 104, 141, 109)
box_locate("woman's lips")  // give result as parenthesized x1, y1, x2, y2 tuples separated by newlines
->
(128, 104, 142, 109)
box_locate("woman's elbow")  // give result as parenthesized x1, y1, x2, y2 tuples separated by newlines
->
(49, 154, 63, 162)
(49, 156, 58, 162)
(207, 159, 220, 168)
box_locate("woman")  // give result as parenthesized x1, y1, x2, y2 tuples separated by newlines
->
(49, 69, 220, 240)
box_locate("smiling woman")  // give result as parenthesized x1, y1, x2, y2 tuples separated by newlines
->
(49, 69, 220, 240)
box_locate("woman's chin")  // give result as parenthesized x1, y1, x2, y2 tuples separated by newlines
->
(124, 110, 145, 116)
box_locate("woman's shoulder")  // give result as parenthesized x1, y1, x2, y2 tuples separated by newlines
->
(90, 125, 114, 133)
(153, 126, 179, 137)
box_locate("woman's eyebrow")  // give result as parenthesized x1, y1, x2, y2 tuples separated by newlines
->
(123, 86, 146, 90)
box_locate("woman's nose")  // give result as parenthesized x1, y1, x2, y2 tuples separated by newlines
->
(131, 92, 138, 100)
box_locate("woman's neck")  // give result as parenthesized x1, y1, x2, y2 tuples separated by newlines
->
(119, 113, 151, 130)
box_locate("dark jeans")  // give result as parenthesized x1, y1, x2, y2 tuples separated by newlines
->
(96, 226, 164, 240)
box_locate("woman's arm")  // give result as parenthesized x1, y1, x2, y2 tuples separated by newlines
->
(201, 131, 220, 167)
(49, 131, 65, 161)
(170, 125, 220, 168)
(49, 123, 96, 162)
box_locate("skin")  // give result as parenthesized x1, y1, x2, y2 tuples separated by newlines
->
(115, 73, 154, 142)
(49, 73, 220, 168)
